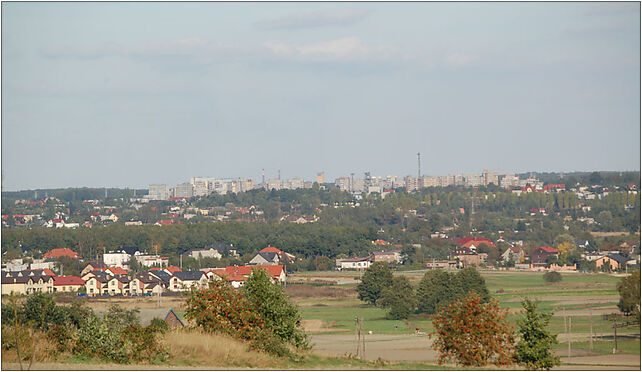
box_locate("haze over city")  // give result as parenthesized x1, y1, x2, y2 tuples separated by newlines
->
(2, 2, 640, 191)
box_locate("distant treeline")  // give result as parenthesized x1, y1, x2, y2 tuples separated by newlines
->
(2, 187, 148, 202)
(1, 222, 379, 261)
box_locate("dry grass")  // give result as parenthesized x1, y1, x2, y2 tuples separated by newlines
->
(285, 284, 356, 298)
(163, 329, 281, 368)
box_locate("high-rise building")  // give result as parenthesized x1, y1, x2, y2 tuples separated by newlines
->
(148, 184, 170, 200)
(405, 176, 420, 191)
(465, 173, 483, 187)
(316, 172, 325, 184)
(335, 177, 351, 192)
(173, 183, 194, 198)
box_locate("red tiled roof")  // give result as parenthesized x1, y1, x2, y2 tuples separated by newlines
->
(456, 237, 493, 246)
(537, 246, 558, 253)
(164, 266, 182, 274)
(373, 239, 388, 245)
(44, 248, 79, 259)
(53, 275, 85, 286)
(260, 246, 282, 254)
(107, 267, 128, 275)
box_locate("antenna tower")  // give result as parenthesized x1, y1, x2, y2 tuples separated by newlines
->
(262, 169, 265, 184)
(278, 169, 281, 180)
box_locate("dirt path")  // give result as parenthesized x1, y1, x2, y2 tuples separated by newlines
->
(559, 353, 640, 367)
(309, 333, 439, 362)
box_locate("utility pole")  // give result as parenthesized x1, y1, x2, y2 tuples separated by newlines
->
(613, 319, 617, 354)
(589, 310, 593, 351)
(417, 152, 421, 189)
(362, 317, 366, 360)
(568, 316, 571, 359)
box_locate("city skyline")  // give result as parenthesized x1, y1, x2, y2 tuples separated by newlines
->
(2, 2, 640, 191)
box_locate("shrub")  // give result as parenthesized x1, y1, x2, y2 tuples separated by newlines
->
(248, 328, 294, 359)
(46, 324, 74, 353)
(150, 318, 170, 333)
(185, 280, 266, 341)
(543, 271, 562, 283)
(515, 299, 560, 370)
(431, 292, 515, 366)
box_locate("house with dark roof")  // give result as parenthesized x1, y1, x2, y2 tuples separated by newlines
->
(2, 271, 54, 294)
(531, 246, 558, 266)
(249, 251, 280, 265)
(188, 243, 238, 259)
(501, 246, 525, 263)
(169, 271, 208, 292)
(149, 270, 173, 285)
(130, 272, 165, 295)
(595, 254, 628, 271)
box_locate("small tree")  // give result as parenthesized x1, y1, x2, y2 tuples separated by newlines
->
(543, 271, 562, 283)
(617, 271, 641, 322)
(243, 268, 308, 349)
(416, 269, 461, 314)
(431, 292, 515, 366)
(356, 262, 394, 306)
(515, 299, 560, 370)
(378, 276, 416, 319)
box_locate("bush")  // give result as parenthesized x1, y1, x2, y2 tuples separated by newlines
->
(46, 324, 74, 353)
(185, 280, 266, 341)
(149, 318, 170, 333)
(248, 328, 294, 359)
(543, 271, 562, 283)
(431, 292, 515, 367)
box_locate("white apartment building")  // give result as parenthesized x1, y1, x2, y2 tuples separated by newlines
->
(173, 183, 194, 198)
(148, 184, 170, 201)
(335, 177, 351, 192)
(465, 173, 484, 187)
(500, 174, 520, 188)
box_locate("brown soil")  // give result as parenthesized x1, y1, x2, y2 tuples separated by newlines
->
(309, 333, 439, 362)
(302, 319, 346, 333)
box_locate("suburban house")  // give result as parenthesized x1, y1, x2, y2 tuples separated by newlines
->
(594, 254, 628, 271)
(85, 273, 112, 296)
(81, 262, 108, 276)
(44, 248, 80, 260)
(2, 271, 55, 295)
(531, 246, 558, 266)
(425, 260, 458, 269)
(130, 272, 165, 295)
(249, 246, 295, 266)
(501, 246, 525, 263)
(207, 265, 286, 288)
(105, 267, 128, 276)
(135, 255, 169, 268)
(189, 243, 238, 260)
(53, 276, 85, 292)
(105, 275, 130, 295)
(457, 237, 496, 251)
(370, 250, 403, 264)
(451, 247, 488, 267)
(249, 251, 280, 265)
(336, 257, 372, 271)
(149, 270, 173, 287)
(169, 271, 208, 292)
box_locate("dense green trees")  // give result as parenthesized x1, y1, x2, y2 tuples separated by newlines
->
(378, 276, 416, 320)
(356, 262, 394, 306)
(416, 268, 489, 314)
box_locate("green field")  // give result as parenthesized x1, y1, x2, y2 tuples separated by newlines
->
(296, 270, 640, 367)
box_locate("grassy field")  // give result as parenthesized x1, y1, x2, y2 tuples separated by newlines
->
(295, 269, 640, 368)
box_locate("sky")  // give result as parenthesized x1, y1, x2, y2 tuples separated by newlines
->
(1, 2, 640, 191)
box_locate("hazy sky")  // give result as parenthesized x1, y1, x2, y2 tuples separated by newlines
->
(2, 2, 640, 191)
